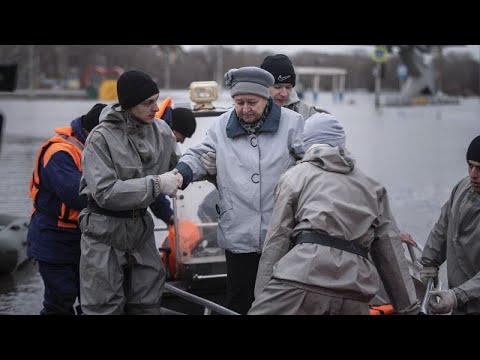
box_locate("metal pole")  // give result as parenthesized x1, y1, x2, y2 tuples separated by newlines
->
(165, 283, 240, 315)
(216, 45, 223, 89)
(374, 63, 381, 108)
(172, 196, 181, 279)
(28, 45, 35, 96)
(436, 46, 443, 95)
(164, 48, 171, 90)
(420, 278, 434, 315)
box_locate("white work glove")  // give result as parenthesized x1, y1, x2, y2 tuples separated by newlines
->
(429, 289, 457, 314)
(420, 266, 438, 285)
(200, 151, 216, 176)
(157, 169, 180, 197)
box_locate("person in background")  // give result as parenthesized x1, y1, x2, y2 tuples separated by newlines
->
(169, 107, 197, 144)
(175, 66, 304, 314)
(249, 112, 419, 315)
(27, 103, 107, 315)
(260, 54, 329, 120)
(151, 105, 197, 226)
(78, 70, 182, 315)
(261, 54, 417, 252)
(416, 135, 480, 315)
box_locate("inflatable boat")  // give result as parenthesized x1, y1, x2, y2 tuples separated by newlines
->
(0, 214, 30, 274)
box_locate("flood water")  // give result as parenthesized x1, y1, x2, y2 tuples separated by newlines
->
(0, 90, 479, 314)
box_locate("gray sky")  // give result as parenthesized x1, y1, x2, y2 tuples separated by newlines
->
(182, 45, 479, 59)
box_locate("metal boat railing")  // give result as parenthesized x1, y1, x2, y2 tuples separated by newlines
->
(164, 283, 239, 315)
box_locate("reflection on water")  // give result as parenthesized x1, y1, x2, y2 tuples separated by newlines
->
(0, 91, 479, 314)
(0, 260, 43, 315)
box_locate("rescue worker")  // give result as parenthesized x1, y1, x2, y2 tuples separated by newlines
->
(175, 66, 305, 314)
(248, 112, 419, 315)
(79, 70, 182, 315)
(260, 54, 329, 120)
(418, 135, 480, 315)
(27, 103, 107, 315)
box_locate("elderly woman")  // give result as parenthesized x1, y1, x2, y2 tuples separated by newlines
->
(248, 112, 419, 315)
(175, 66, 304, 314)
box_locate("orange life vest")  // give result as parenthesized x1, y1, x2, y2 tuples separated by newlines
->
(155, 97, 172, 119)
(160, 219, 201, 280)
(369, 304, 395, 315)
(29, 126, 84, 229)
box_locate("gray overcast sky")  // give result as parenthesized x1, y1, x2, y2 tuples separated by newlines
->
(182, 45, 372, 55)
(182, 45, 479, 59)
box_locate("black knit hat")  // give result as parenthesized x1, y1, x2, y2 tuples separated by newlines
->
(260, 54, 296, 87)
(467, 135, 480, 162)
(81, 103, 107, 132)
(117, 70, 159, 110)
(172, 107, 197, 138)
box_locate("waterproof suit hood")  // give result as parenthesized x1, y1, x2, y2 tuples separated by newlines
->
(301, 144, 355, 175)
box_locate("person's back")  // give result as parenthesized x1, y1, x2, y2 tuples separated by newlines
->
(27, 103, 106, 315)
(250, 113, 418, 315)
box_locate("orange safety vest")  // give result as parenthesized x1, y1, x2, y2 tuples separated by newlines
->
(155, 97, 172, 119)
(369, 304, 395, 315)
(160, 219, 201, 280)
(29, 126, 84, 229)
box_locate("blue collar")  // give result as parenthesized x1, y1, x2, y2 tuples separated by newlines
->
(70, 116, 87, 144)
(226, 100, 282, 139)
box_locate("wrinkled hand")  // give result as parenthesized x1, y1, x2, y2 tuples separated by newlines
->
(175, 170, 183, 189)
(429, 289, 457, 314)
(399, 232, 417, 247)
(420, 266, 439, 285)
(200, 151, 217, 176)
(158, 169, 181, 197)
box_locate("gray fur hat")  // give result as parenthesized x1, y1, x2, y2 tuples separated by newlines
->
(303, 112, 346, 151)
(224, 66, 274, 99)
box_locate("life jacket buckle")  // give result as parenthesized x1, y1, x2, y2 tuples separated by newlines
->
(132, 209, 141, 220)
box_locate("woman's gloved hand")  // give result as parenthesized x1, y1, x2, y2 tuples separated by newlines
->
(200, 151, 217, 176)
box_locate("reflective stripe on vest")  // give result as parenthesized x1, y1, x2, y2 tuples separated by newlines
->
(29, 126, 84, 229)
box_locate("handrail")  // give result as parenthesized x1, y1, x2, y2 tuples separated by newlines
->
(405, 241, 424, 268)
(172, 196, 181, 280)
(154, 222, 218, 232)
(420, 278, 435, 315)
(164, 283, 239, 315)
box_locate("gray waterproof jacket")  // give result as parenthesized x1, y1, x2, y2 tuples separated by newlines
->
(286, 89, 328, 120)
(178, 103, 304, 253)
(254, 144, 418, 312)
(79, 105, 179, 251)
(421, 176, 480, 314)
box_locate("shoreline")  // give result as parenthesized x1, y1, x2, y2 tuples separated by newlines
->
(0, 89, 89, 100)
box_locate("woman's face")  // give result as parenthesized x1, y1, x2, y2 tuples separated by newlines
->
(233, 94, 267, 123)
